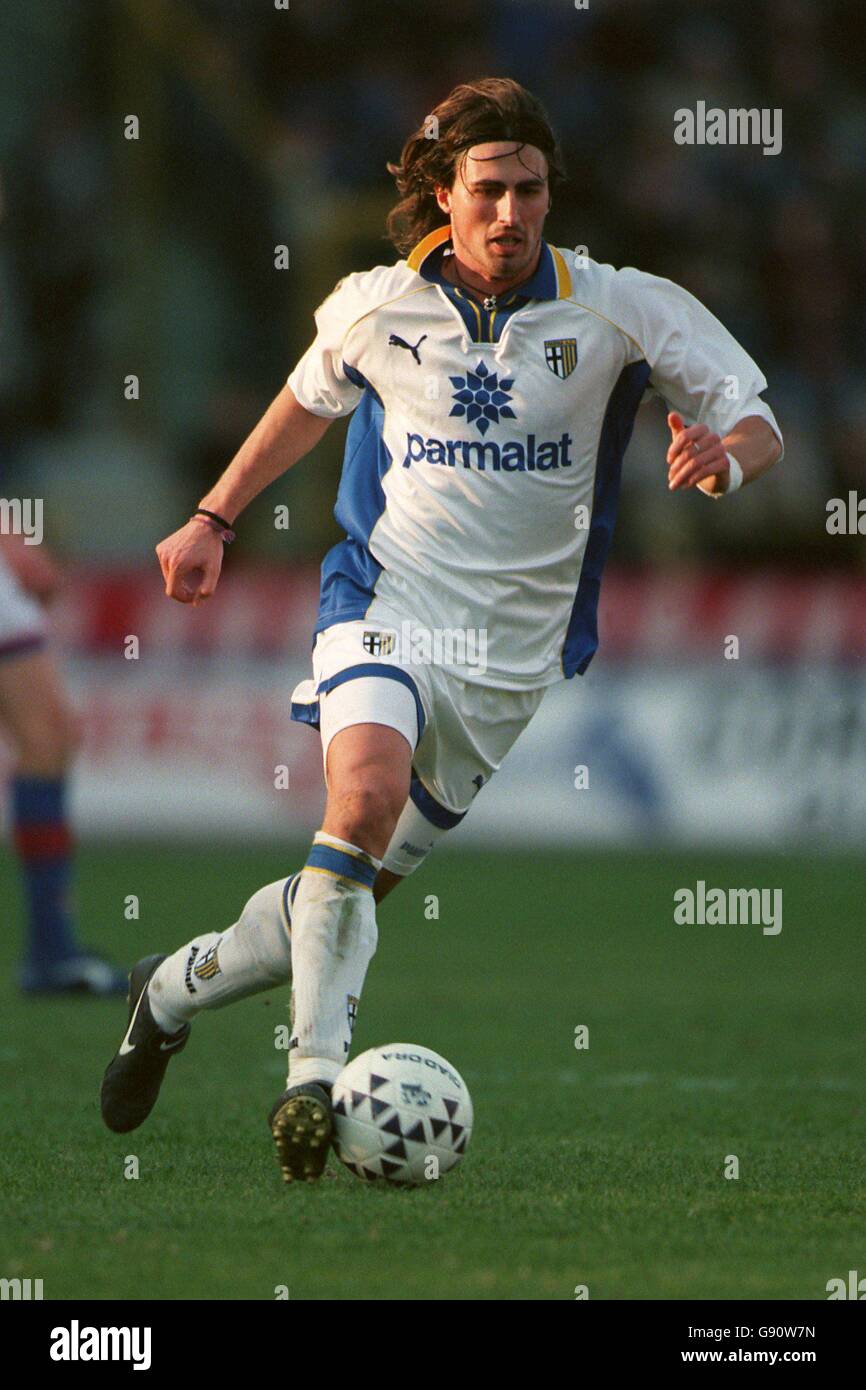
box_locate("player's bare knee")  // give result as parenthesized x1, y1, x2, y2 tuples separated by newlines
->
(325, 782, 405, 857)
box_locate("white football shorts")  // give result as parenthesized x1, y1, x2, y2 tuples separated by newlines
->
(290, 617, 546, 876)
(0, 551, 47, 660)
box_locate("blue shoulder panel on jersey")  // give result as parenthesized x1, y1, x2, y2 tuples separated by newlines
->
(561, 359, 652, 679)
(316, 366, 391, 635)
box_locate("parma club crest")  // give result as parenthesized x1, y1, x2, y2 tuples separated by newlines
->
(544, 338, 578, 379)
(193, 942, 222, 981)
(362, 630, 395, 656)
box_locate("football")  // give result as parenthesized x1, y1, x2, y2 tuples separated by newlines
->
(332, 1043, 473, 1185)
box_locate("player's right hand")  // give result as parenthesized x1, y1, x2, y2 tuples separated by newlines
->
(155, 519, 224, 605)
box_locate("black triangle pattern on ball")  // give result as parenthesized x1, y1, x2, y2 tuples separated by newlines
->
(369, 1073, 389, 1092)
(351, 1090, 367, 1110)
(385, 1139, 408, 1159)
(450, 1125, 463, 1142)
(454, 1134, 467, 1154)
(370, 1097, 390, 1118)
(381, 1113, 403, 1137)
(443, 1098, 459, 1119)
(430, 1118, 448, 1138)
(380, 1158, 403, 1178)
(404, 1120, 425, 1142)
(332, 1097, 347, 1116)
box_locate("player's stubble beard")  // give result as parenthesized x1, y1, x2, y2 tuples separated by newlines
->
(447, 226, 544, 297)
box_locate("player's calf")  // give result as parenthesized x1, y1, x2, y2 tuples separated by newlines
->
(286, 834, 380, 1092)
(145, 876, 296, 1032)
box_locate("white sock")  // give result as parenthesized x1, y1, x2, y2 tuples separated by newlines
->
(148, 876, 298, 1032)
(288, 831, 380, 1088)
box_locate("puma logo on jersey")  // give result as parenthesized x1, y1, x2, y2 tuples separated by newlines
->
(388, 333, 427, 364)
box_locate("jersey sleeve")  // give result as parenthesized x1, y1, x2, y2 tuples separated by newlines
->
(612, 267, 784, 458)
(287, 276, 366, 419)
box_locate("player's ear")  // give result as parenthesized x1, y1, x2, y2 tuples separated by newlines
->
(434, 184, 451, 215)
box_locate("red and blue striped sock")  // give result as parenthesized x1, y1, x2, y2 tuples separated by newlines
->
(11, 775, 78, 967)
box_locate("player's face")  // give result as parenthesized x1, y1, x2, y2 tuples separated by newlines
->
(435, 142, 551, 287)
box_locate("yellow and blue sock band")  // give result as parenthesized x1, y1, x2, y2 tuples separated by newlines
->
(303, 833, 380, 892)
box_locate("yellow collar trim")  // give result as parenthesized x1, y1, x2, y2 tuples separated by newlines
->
(550, 244, 573, 299)
(406, 225, 452, 271)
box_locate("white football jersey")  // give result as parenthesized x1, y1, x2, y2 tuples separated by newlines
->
(288, 226, 782, 689)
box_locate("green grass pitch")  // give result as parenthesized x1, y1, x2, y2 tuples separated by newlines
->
(1, 843, 863, 1301)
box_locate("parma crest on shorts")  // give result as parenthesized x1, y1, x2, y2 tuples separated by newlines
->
(362, 630, 395, 657)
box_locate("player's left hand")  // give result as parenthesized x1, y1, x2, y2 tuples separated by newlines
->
(666, 411, 730, 496)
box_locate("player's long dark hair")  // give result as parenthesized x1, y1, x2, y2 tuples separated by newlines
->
(385, 78, 566, 255)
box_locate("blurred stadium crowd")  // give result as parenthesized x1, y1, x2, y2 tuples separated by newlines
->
(1, 0, 864, 568)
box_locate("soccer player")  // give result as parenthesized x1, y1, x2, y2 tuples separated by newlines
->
(0, 532, 125, 994)
(101, 79, 782, 1179)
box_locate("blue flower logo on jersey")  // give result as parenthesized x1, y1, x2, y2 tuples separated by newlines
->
(449, 362, 516, 436)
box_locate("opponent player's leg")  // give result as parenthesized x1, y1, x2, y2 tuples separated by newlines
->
(0, 646, 125, 995)
(270, 721, 411, 1182)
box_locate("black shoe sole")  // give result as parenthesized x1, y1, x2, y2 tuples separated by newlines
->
(270, 1090, 334, 1184)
